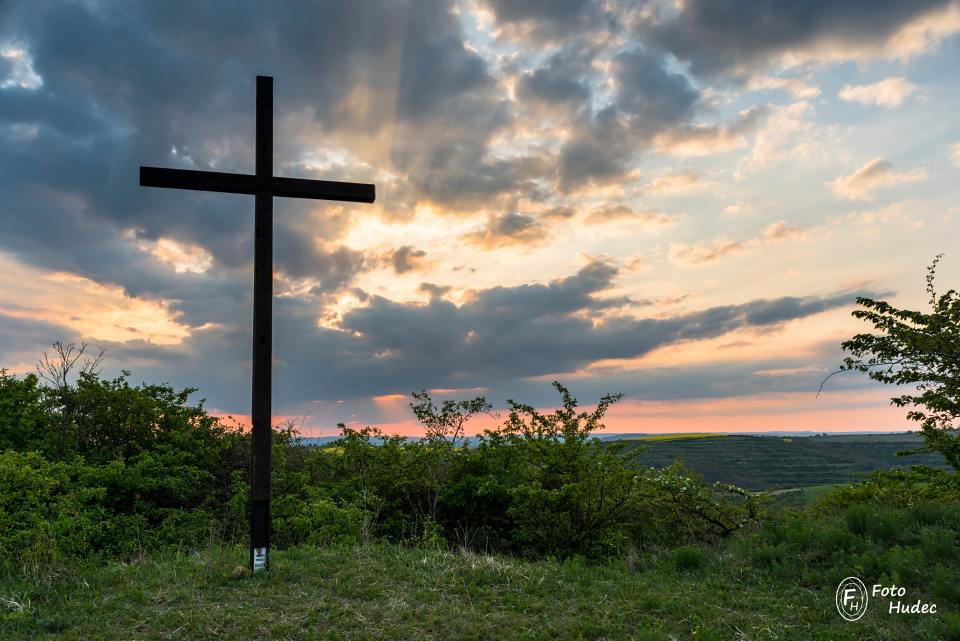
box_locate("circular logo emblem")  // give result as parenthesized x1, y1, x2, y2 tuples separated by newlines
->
(836, 576, 869, 621)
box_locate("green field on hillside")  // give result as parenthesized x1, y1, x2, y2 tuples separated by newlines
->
(621, 433, 949, 490)
(622, 433, 727, 442)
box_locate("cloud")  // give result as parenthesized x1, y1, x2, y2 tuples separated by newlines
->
(390, 245, 428, 274)
(647, 170, 707, 195)
(653, 106, 764, 157)
(738, 101, 818, 173)
(273, 224, 367, 290)
(838, 76, 917, 107)
(669, 220, 805, 266)
(0, 250, 190, 345)
(828, 158, 926, 201)
(461, 212, 550, 248)
(558, 46, 702, 188)
(753, 365, 827, 377)
(645, 0, 960, 77)
(418, 282, 451, 298)
(483, 0, 612, 42)
(722, 201, 753, 216)
(829, 201, 926, 231)
(538, 206, 576, 222)
(0, 45, 43, 89)
(657, 293, 692, 307)
(0, 0, 949, 429)
(263, 261, 878, 401)
(951, 142, 960, 167)
(585, 205, 678, 228)
(669, 238, 745, 265)
(762, 220, 805, 240)
(747, 75, 821, 99)
(516, 46, 593, 110)
(136, 237, 213, 274)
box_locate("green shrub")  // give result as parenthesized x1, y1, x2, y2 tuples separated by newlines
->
(0, 451, 103, 561)
(866, 509, 906, 544)
(920, 527, 958, 562)
(911, 499, 945, 525)
(274, 492, 365, 547)
(752, 543, 782, 569)
(941, 612, 960, 641)
(931, 563, 960, 605)
(845, 503, 870, 536)
(669, 545, 707, 571)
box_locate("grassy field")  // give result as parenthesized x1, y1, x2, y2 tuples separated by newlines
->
(622, 433, 949, 490)
(3, 541, 957, 641)
(622, 433, 728, 442)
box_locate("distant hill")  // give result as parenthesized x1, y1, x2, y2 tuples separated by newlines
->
(298, 431, 949, 491)
(618, 432, 949, 490)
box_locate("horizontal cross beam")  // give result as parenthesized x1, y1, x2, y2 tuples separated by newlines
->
(140, 166, 375, 203)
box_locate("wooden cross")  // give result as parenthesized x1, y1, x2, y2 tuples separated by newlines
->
(140, 75, 375, 572)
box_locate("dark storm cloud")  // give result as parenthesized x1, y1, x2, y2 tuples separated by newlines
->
(258, 262, 880, 405)
(0, 314, 78, 357)
(0, 0, 515, 317)
(272, 223, 366, 288)
(1, 256, 879, 414)
(613, 48, 699, 126)
(517, 47, 593, 108)
(556, 47, 701, 188)
(645, 0, 953, 76)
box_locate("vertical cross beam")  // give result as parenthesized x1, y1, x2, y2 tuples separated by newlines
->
(250, 75, 273, 573)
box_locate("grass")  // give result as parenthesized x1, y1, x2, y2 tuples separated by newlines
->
(2, 541, 956, 641)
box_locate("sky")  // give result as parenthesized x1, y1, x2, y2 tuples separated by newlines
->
(1, 0, 959, 436)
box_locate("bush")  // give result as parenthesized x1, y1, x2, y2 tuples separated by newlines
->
(845, 503, 870, 536)
(752, 543, 782, 569)
(0, 451, 103, 561)
(668, 545, 707, 571)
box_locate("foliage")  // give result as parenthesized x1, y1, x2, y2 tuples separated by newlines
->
(834, 255, 960, 470)
(0, 371, 46, 452)
(632, 463, 762, 543)
(409, 390, 493, 447)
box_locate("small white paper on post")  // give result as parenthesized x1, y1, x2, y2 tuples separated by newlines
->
(253, 547, 267, 572)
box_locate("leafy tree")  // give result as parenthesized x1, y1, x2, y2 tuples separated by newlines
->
(0, 369, 46, 451)
(409, 390, 493, 447)
(35, 340, 105, 457)
(830, 255, 960, 471)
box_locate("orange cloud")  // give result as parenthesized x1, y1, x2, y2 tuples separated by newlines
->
(137, 236, 213, 273)
(839, 76, 917, 108)
(828, 158, 926, 201)
(585, 205, 678, 228)
(669, 219, 806, 266)
(647, 170, 708, 195)
(747, 75, 821, 99)
(0, 251, 189, 345)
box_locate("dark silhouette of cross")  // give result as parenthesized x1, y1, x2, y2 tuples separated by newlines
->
(139, 75, 375, 572)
